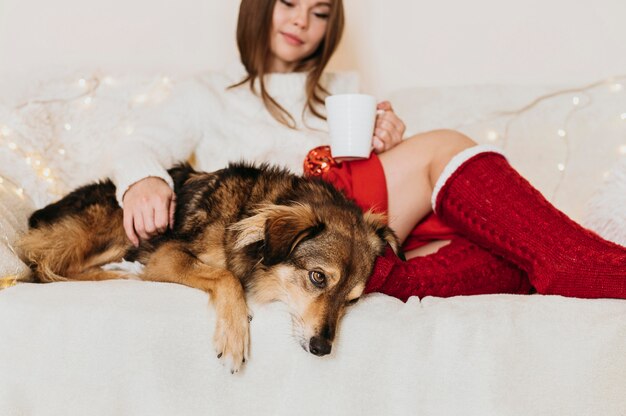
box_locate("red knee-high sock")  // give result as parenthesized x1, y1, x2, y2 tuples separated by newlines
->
(365, 237, 531, 302)
(434, 147, 626, 299)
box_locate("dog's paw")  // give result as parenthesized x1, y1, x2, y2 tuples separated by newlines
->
(213, 305, 251, 374)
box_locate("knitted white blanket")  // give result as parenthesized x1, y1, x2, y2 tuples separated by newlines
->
(1, 281, 626, 416)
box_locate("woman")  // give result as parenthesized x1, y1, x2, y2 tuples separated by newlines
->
(110, 0, 626, 300)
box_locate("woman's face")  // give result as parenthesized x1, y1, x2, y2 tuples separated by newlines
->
(269, 0, 332, 73)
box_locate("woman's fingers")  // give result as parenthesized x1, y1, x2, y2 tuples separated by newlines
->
(134, 209, 149, 241)
(373, 101, 406, 153)
(374, 116, 402, 152)
(376, 109, 405, 137)
(375, 118, 401, 140)
(141, 206, 157, 237)
(168, 194, 177, 230)
(121, 177, 174, 245)
(123, 206, 140, 247)
(377, 101, 393, 112)
(372, 136, 385, 152)
(154, 198, 171, 233)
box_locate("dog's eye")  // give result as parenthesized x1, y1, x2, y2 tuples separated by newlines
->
(347, 297, 360, 306)
(308, 270, 327, 288)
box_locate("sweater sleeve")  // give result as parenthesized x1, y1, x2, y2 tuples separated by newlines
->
(107, 78, 209, 206)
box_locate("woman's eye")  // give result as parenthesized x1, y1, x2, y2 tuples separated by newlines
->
(308, 270, 327, 288)
(280, 0, 294, 7)
(313, 12, 329, 19)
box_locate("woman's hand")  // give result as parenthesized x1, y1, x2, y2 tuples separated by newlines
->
(122, 177, 176, 247)
(372, 101, 406, 153)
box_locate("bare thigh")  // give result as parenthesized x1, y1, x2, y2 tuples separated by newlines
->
(378, 129, 475, 256)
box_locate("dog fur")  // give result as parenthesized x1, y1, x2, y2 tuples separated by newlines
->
(18, 162, 399, 373)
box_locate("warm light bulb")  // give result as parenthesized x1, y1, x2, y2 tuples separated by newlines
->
(610, 83, 623, 92)
(486, 130, 499, 141)
(78, 78, 87, 87)
(557, 163, 565, 171)
(619, 145, 626, 155)
(42, 168, 51, 177)
(16, 188, 24, 197)
(84, 96, 92, 105)
(0, 177, 4, 184)
(557, 129, 567, 137)
(621, 113, 626, 120)
(572, 96, 580, 106)
(8, 142, 17, 150)
(58, 148, 66, 155)
(64, 123, 72, 131)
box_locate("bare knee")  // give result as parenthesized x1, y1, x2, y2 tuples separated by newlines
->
(432, 129, 476, 152)
(380, 128, 477, 191)
(426, 129, 476, 186)
(402, 129, 476, 155)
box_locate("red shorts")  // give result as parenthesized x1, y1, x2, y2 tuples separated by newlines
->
(304, 146, 458, 252)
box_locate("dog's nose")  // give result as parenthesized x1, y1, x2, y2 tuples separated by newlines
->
(309, 336, 332, 356)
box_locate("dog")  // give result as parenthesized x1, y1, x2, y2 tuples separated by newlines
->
(18, 162, 399, 373)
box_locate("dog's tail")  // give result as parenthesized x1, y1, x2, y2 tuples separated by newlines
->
(17, 204, 131, 282)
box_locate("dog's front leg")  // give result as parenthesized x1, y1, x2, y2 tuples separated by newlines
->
(140, 241, 250, 374)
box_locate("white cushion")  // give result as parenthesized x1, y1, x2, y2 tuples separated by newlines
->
(0, 178, 34, 287)
(583, 157, 626, 245)
(389, 84, 625, 221)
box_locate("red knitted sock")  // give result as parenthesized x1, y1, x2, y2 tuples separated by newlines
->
(365, 237, 531, 302)
(434, 149, 626, 299)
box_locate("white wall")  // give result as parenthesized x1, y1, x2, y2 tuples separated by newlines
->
(1, 0, 625, 95)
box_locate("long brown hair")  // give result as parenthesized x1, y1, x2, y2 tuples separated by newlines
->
(231, 0, 345, 128)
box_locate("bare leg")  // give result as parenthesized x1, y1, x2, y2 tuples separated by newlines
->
(406, 240, 453, 258)
(378, 129, 476, 258)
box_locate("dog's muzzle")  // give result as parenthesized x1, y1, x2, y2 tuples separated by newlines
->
(309, 336, 332, 356)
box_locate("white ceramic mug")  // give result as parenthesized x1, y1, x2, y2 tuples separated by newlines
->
(325, 94, 377, 159)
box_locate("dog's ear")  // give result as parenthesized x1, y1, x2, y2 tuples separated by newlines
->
(263, 204, 324, 265)
(231, 204, 324, 265)
(363, 210, 401, 257)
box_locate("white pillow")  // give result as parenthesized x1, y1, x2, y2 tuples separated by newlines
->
(389, 84, 625, 222)
(0, 178, 34, 288)
(583, 157, 626, 246)
(0, 72, 183, 289)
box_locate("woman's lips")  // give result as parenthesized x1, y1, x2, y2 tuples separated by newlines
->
(281, 32, 304, 46)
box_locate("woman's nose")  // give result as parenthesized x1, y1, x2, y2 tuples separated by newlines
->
(292, 8, 309, 29)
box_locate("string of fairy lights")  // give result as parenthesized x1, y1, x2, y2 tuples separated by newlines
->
(0, 76, 99, 201)
(0, 74, 173, 201)
(0, 73, 173, 288)
(452, 75, 626, 199)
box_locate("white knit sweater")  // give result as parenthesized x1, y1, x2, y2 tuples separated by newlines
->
(108, 63, 358, 204)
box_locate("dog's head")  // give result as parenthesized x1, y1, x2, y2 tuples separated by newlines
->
(231, 200, 399, 357)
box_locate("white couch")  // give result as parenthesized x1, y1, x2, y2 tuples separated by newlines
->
(1, 73, 625, 416)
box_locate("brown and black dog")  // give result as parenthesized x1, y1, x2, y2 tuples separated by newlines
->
(18, 162, 399, 373)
